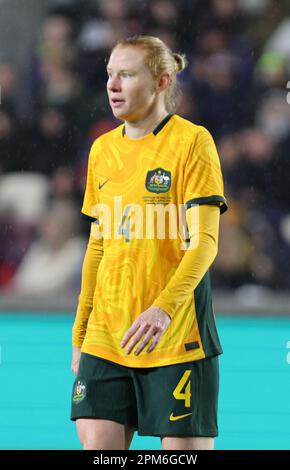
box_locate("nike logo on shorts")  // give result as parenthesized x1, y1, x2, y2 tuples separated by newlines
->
(98, 178, 110, 190)
(169, 412, 193, 421)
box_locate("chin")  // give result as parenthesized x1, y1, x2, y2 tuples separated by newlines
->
(112, 109, 127, 121)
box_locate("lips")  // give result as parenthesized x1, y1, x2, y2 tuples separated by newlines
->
(111, 98, 124, 107)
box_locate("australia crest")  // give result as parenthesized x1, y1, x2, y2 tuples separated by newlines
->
(73, 380, 87, 404)
(145, 168, 171, 194)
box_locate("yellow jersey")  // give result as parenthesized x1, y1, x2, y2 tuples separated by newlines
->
(76, 114, 227, 367)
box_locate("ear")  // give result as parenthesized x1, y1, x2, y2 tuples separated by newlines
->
(157, 72, 171, 93)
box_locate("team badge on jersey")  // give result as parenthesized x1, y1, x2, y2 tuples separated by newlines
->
(146, 168, 171, 193)
(73, 380, 87, 404)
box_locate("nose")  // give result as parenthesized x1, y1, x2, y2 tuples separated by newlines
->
(107, 75, 121, 92)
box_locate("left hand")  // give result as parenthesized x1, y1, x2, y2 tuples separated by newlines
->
(120, 306, 171, 355)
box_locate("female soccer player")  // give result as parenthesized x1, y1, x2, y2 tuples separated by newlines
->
(70, 35, 227, 451)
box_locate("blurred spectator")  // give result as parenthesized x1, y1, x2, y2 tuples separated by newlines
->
(255, 90, 290, 143)
(245, 209, 280, 288)
(49, 166, 82, 206)
(25, 105, 78, 175)
(0, 173, 50, 224)
(0, 106, 31, 174)
(147, 26, 178, 51)
(147, 0, 180, 36)
(25, 12, 77, 119)
(0, 214, 37, 287)
(0, 62, 18, 111)
(0, 172, 51, 287)
(5, 200, 86, 295)
(175, 85, 199, 122)
(243, 0, 290, 54)
(189, 18, 254, 136)
(256, 51, 288, 89)
(270, 130, 290, 208)
(76, 0, 130, 91)
(217, 131, 242, 193)
(212, 197, 254, 288)
(234, 127, 274, 206)
(210, 0, 246, 34)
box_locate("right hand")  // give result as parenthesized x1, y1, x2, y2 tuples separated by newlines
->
(71, 347, 81, 376)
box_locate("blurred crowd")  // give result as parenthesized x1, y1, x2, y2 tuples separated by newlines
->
(1, 0, 290, 296)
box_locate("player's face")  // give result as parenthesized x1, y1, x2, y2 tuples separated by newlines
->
(106, 46, 157, 122)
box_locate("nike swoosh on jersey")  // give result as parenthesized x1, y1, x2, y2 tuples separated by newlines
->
(98, 178, 110, 190)
(169, 412, 193, 421)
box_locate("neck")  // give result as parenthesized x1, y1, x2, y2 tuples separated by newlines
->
(124, 107, 169, 139)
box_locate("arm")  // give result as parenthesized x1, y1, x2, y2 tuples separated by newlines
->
(121, 203, 220, 355)
(71, 222, 103, 373)
(152, 203, 220, 318)
(152, 126, 226, 317)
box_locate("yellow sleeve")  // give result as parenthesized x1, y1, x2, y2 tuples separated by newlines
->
(184, 127, 227, 214)
(152, 204, 220, 318)
(72, 223, 103, 347)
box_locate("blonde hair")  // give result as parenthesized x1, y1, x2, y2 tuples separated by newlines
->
(112, 35, 188, 113)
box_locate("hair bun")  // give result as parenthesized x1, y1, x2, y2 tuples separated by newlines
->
(172, 53, 188, 73)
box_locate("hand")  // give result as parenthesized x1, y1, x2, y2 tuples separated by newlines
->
(71, 346, 81, 375)
(120, 306, 171, 355)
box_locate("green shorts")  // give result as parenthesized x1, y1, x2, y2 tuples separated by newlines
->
(71, 352, 219, 437)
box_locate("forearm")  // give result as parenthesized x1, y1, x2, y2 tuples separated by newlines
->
(153, 204, 220, 318)
(72, 225, 103, 347)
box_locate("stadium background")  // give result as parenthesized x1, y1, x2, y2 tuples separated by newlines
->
(0, 0, 289, 449)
